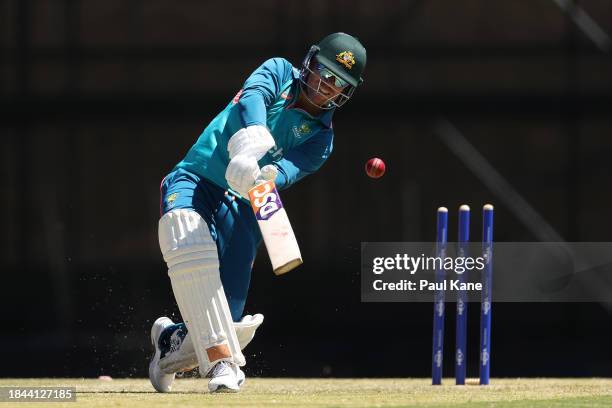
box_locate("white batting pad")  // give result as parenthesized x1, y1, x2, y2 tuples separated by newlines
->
(234, 314, 264, 350)
(159, 314, 265, 374)
(158, 209, 245, 375)
(157, 331, 198, 374)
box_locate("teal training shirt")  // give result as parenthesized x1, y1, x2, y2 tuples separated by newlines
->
(174, 58, 335, 197)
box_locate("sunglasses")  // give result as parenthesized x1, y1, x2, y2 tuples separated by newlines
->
(314, 63, 349, 89)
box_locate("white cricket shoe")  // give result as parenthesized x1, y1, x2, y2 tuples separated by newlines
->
(149, 317, 179, 392)
(207, 360, 245, 393)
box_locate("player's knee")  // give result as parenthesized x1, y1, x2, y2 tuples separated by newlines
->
(158, 209, 219, 274)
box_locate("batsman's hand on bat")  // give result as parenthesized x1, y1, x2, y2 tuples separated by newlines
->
(259, 164, 278, 182)
(226, 156, 277, 197)
(225, 125, 278, 197)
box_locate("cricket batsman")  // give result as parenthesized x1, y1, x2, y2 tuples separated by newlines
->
(149, 32, 366, 393)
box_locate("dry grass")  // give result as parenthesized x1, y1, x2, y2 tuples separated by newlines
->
(1, 378, 611, 407)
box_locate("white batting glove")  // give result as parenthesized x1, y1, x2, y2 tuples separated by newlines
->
(227, 125, 275, 160)
(260, 164, 278, 182)
(225, 154, 261, 197)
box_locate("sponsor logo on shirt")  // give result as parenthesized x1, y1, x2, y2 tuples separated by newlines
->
(269, 146, 284, 159)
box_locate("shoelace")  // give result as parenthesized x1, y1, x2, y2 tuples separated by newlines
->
(168, 333, 182, 354)
(209, 361, 231, 378)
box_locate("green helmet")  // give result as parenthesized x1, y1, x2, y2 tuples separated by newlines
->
(313, 32, 366, 87)
(300, 32, 366, 109)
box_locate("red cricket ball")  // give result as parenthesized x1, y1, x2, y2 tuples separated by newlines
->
(365, 157, 386, 179)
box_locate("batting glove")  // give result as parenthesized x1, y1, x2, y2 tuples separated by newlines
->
(227, 125, 275, 160)
(225, 154, 261, 197)
(260, 164, 278, 182)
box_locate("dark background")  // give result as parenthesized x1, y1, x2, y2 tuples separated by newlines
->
(2, 1, 611, 378)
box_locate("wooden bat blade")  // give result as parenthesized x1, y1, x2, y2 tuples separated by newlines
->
(248, 180, 302, 275)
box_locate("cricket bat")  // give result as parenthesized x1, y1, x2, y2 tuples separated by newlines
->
(248, 180, 303, 275)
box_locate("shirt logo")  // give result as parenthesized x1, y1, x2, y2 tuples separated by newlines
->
(292, 123, 311, 139)
(281, 91, 292, 100)
(269, 146, 284, 158)
(336, 51, 356, 69)
(166, 192, 179, 208)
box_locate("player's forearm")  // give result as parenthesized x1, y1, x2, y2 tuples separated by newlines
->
(274, 159, 312, 190)
(237, 91, 268, 127)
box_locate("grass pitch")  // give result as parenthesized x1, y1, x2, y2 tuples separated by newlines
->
(1, 378, 611, 407)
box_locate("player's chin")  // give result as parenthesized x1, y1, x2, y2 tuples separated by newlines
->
(311, 94, 336, 108)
